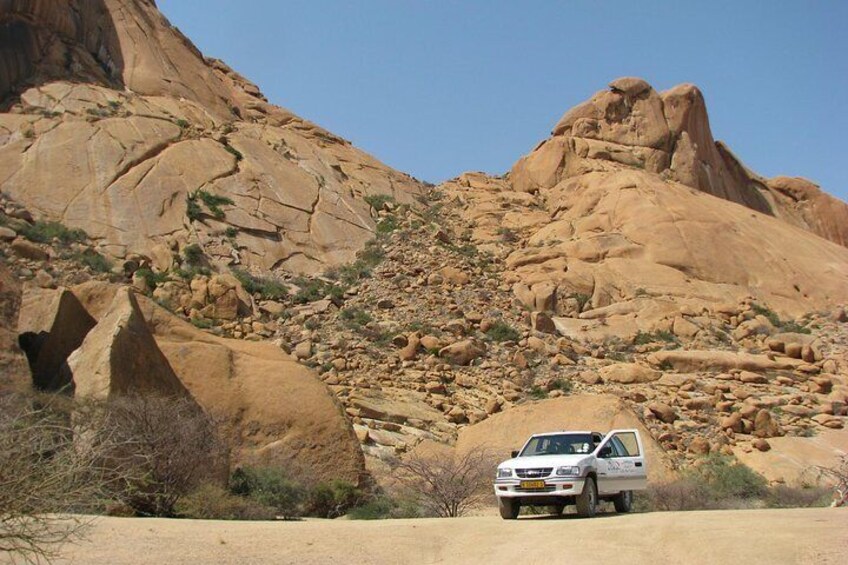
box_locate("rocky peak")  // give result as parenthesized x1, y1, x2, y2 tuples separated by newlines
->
(513, 77, 848, 247)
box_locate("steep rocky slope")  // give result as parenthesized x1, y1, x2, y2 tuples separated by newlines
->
(0, 0, 424, 274)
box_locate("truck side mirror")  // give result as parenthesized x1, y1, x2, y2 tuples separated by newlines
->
(511, 450, 519, 458)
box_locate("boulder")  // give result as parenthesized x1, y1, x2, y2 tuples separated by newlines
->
(66, 289, 187, 400)
(647, 350, 804, 373)
(18, 287, 97, 391)
(11, 238, 48, 261)
(439, 340, 485, 366)
(753, 409, 782, 438)
(64, 282, 365, 484)
(647, 402, 678, 424)
(599, 363, 661, 384)
(530, 311, 557, 334)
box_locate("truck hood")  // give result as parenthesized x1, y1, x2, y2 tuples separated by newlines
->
(498, 454, 592, 469)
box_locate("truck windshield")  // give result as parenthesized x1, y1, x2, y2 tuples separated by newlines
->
(519, 433, 595, 457)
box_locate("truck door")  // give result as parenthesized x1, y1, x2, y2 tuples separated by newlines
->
(594, 429, 647, 495)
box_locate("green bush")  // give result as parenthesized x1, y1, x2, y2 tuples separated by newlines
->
(364, 194, 395, 211)
(229, 467, 305, 520)
(183, 244, 204, 266)
(136, 268, 167, 288)
(69, 250, 111, 273)
(693, 455, 767, 500)
(232, 269, 288, 301)
(177, 483, 275, 520)
(174, 266, 210, 280)
(197, 190, 235, 219)
(19, 221, 87, 245)
(225, 227, 238, 239)
(292, 277, 344, 304)
(191, 318, 214, 330)
(779, 321, 811, 335)
(633, 330, 678, 346)
(485, 321, 520, 343)
(528, 386, 547, 400)
(348, 496, 425, 520)
(549, 378, 573, 394)
(175, 119, 190, 129)
(224, 144, 244, 161)
(186, 197, 203, 222)
(332, 240, 385, 286)
(751, 302, 782, 327)
(340, 307, 372, 328)
(306, 480, 365, 519)
(376, 216, 399, 235)
(568, 293, 591, 312)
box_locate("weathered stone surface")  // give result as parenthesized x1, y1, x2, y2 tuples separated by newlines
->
(439, 340, 485, 366)
(0, 2, 424, 274)
(647, 350, 804, 373)
(734, 429, 848, 485)
(599, 363, 661, 384)
(66, 289, 187, 399)
(18, 286, 96, 391)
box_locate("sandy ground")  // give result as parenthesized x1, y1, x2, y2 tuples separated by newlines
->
(20, 508, 848, 565)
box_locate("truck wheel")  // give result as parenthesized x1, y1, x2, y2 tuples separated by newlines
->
(613, 490, 633, 513)
(498, 498, 520, 520)
(575, 478, 597, 518)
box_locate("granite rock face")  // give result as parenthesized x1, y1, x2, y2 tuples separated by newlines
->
(0, 0, 424, 275)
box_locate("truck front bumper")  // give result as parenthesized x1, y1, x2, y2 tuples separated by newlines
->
(493, 477, 586, 499)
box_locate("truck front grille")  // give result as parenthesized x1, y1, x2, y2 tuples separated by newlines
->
(515, 468, 553, 479)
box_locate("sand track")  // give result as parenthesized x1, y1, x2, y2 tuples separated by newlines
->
(35, 508, 847, 565)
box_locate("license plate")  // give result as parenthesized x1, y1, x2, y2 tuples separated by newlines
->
(520, 480, 546, 489)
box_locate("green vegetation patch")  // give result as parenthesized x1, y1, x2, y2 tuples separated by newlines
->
(485, 321, 520, 343)
(19, 221, 88, 245)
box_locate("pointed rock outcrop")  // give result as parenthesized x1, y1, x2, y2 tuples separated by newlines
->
(65, 288, 186, 399)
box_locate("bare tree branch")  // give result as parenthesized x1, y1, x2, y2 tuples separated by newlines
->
(391, 448, 496, 518)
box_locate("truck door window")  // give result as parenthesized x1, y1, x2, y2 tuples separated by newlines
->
(611, 432, 640, 457)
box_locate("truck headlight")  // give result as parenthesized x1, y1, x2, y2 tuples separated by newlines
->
(555, 466, 580, 477)
(497, 468, 512, 479)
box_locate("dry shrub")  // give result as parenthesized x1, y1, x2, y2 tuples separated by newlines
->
(88, 394, 228, 517)
(392, 448, 495, 518)
(637, 479, 711, 511)
(764, 485, 831, 508)
(808, 455, 848, 507)
(176, 483, 275, 521)
(0, 394, 108, 563)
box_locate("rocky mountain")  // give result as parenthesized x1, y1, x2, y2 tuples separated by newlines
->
(0, 0, 424, 274)
(1, 1, 846, 492)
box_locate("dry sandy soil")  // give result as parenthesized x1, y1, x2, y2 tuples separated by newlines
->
(32, 507, 846, 565)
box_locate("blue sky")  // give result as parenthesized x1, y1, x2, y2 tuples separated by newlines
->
(158, 1, 847, 201)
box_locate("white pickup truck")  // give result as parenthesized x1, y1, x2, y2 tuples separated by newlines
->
(494, 429, 647, 519)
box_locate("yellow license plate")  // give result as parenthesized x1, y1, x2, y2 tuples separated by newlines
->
(520, 480, 546, 489)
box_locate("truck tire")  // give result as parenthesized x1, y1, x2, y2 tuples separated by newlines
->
(575, 477, 597, 518)
(613, 490, 633, 513)
(498, 498, 520, 520)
